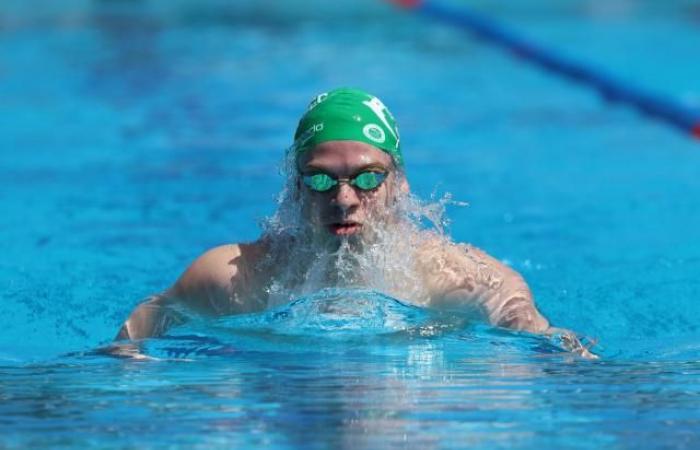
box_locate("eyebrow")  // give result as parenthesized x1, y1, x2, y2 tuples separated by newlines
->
(301, 163, 390, 174)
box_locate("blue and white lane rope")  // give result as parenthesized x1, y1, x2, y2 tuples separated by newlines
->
(390, 0, 700, 140)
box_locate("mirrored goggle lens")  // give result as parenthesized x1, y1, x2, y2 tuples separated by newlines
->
(302, 173, 337, 192)
(351, 171, 387, 190)
(302, 171, 388, 192)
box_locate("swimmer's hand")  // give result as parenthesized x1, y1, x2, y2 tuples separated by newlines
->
(545, 327, 599, 360)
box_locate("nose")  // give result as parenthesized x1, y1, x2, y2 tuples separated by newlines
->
(332, 182, 360, 213)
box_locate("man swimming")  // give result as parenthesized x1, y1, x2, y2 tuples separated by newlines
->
(116, 87, 594, 357)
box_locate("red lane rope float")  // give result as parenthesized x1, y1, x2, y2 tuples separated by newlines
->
(387, 0, 700, 140)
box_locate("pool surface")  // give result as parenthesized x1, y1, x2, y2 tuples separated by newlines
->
(2, 0, 700, 448)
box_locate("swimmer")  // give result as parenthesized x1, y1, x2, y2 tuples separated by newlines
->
(115, 87, 595, 358)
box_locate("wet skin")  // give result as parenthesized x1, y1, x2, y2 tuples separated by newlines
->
(115, 141, 596, 359)
(297, 140, 402, 241)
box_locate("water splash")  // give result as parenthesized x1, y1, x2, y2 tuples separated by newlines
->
(257, 149, 470, 309)
(220, 288, 430, 336)
(132, 288, 473, 359)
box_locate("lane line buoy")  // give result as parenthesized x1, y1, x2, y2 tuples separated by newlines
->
(387, 0, 700, 140)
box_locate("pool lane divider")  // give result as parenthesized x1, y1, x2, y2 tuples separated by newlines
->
(389, 0, 700, 140)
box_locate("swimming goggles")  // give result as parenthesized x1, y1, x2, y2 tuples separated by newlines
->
(301, 171, 388, 192)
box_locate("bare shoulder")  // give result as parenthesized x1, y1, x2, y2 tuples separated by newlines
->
(174, 244, 244, 290)
(115, 241, 268, 341)
(170, 242, 267, 314)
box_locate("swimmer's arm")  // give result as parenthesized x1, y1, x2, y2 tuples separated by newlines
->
(433, 247, 597, 358)
(483, 274, 550, 334)
(107, 292, 182, 359)
(485, 285, 598, 358)
(439, 280, 597, 358)
(427, 245, 549, 332)
(115, 292, 181, 341)
(115, 244, 260, 342)
(437, 270, 550, 334)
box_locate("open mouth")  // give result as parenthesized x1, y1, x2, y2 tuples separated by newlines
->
(327, 222, 362, 236)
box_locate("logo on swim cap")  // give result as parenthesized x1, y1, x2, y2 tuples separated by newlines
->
(363, 123, 385, 144)
(294, 122, 324, 150)
(292, 88, 403, 166)
(362, 97, 398, 145)
(308, 93, 328, 111)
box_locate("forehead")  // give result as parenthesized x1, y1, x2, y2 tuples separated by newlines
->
(299, 140, 393, 173)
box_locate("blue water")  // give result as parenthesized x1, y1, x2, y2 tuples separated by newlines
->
(2, 0, 700, 448)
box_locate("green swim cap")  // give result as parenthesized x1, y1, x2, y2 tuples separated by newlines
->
(292, 87, 403, 166)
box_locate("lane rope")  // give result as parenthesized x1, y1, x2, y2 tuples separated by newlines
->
(389, 0, 700, 139)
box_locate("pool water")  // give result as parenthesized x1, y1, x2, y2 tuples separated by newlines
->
(2, 0, 700, 448)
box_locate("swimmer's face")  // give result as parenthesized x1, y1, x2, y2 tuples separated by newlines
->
(297, 141, 405, 242)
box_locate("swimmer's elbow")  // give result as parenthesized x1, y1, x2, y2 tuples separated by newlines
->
(115, 294, 178, 341)
(494, 295, 549, 333)
(115, 322, 131, 340)
(115, 315, 153, 341)
(115, 307, 155, 341)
